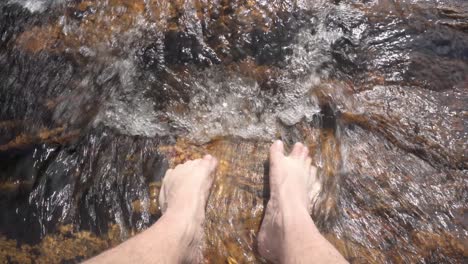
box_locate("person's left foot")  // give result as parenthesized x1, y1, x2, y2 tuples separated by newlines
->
(158, 155, 218, 261)
(159, 155, 218, 217)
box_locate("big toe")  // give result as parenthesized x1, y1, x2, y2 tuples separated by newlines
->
(202, 154, 218, 172)
(269, 140, 285, 164)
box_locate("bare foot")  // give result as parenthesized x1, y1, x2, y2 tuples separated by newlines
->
(86, 155, 218, 264)
(158, 155, 218, 262)
(258, 141, 320, 263)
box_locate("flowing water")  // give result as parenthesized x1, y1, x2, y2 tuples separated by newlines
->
(0, 0, 467, 263)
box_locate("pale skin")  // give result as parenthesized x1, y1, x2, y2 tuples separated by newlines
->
(258, 140, 348, 264)
(85, 141, 347, 264)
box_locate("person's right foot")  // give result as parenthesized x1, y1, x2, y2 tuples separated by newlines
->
(258, 140, 320, 262)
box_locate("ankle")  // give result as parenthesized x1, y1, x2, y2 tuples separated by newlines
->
(164, 198, 206, 222)
(147, 209, 205, 263)
(265, 193, 309, 224)
(155, 209, 204, 241)
(271, 188, 308, 213)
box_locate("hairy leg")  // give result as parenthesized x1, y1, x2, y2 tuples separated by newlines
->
(85, 155, 218, 264)
(258, 141, 347, 264)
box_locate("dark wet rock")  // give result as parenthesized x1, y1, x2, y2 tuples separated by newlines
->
(0, 4, 30, 49)
(333, 0, 468, 91)
(350, 85, 467, 170)
(335, 126, 466, 263)
(162, 31, 221, 67)
(0, 49, 103, 137)
(0, 126, 166, 244)
(330, 37, 362, 77)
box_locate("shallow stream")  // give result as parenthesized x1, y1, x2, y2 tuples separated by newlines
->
(0, 0, 467, 263)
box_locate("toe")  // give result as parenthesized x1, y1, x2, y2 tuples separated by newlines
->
(158, 182, 168, 213)
(180, 159, 195, 167)
(270, 140, 285, 164)
(290, 142, 304, 158)
(165, 168, 173, 176)
(201, 154, 212, 167)
(300, 146, 309, 159)
(310, 165, 318, 180)
(202, 154, 218, 172)
(189, 159, 204, 168)
(209, 157, 218, 172)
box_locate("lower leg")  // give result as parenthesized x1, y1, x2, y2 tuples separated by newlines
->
(258, 141, 347, 264)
